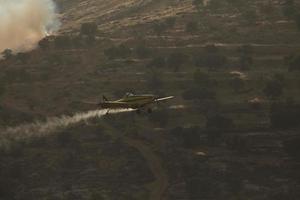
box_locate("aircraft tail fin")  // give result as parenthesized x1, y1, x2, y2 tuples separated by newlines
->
(103, 95, 108, 102)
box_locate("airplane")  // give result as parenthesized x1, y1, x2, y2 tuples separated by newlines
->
(98, 93, 174, 114)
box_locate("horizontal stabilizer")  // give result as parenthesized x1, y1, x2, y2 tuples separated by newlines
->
(155, 96, 174, 102)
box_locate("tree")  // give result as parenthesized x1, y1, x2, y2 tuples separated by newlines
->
(206, 114, 233, 130)
(135, 43, 151, 58)
(80, 22, 98, 37)
(195, 45, 228, 70)
(167, 52, 188, 71)
(147, 56, 166, 68)
(185, 21, 198, 33)
(243, 9, 257, 25)
(38, 37, 51, 50)
(104, 44, 132, 59)
(283, 137, 300, 160)
(1, 49, 13, 60)
(295, 13, 300, 30)
(148, 109, 169, 127)
(270, 102, 300, 129)
(285, 54, 300, 71)
(263, 79, 283, 99)
(16, 52, 29, 64)
(282, 0, 296, 19)
(54, 35, 72, 49)
(193, 70, 210, 85)
(230, 77, 245, 93)
(238, 44, 253, 70)
(193, 0, 204, 10)
(165, 17, 176, 28)
(152, 22, 167, 35)
(146, 70, 163, 90)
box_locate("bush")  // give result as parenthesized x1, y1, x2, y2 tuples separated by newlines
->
(104, 44, 132, 59)
(243, 9, 257, 25)
(282, 0, 296, 19)
(147, 56, 166, 68)
(230, 77, 245, 93)
(193, 0, 204, 9)
(16, 52, 29, 64)
(195, 45, 228, 70)
(283, 137, 300, 160)
(167, 52, 188, 71)
(238, 45, 253, 70)
(270, 102, 300, 129)
(193, 70, 210, 85)
(148, 109, 169, 127)
(165, 17, 176, 28)
(206, 114, 233, 130)
(263, 79, 283, 99)
(80, 22, 97, 37)
(1, 49, 13, 60)
(54, 35, 72, 49)
(185, 21, 198, 33)
(135, 43, 151, 58)
(146, 70, 163, 90)
(295, 13, 300, 30)
(285, 54, 300, 71)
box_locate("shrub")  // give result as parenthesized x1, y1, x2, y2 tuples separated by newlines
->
(104, 44, 132, 59)
(165, 17, 176, 28)
(146, 70, 163, 90)
(167, 52, 188, 71)
(230, 77, 245, 93)
(147, 56, 166, 68)
(185, 21, 199, 33)
(80, 22, 98, 37)
(195, 45, 228, 70)
(295, 13, 300, 30)
(282, 0, 296, 19)
(135, 43, 151, 58)
(283, 137, 300, 160)
(286, 54, 300, 71)
(263, 79, 283, 99)
(148, 109, 169, 127)
(270, 102, 300, 129)
(16, 52, 29, 64)
(1, 49, 13, 60)
(152, 22, 167, 35)
(54, 35, 72, 49)
(238, 45, 253, 70)
(206, 114, 233, 130)
(242, 9, 258, 25)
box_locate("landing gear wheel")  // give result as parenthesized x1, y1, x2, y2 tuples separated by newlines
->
(147, 108, 152, 114)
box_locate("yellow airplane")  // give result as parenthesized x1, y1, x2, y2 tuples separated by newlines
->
(98, 93, 174, 114)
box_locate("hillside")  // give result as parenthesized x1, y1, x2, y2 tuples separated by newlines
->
(1, 0, 300, 199)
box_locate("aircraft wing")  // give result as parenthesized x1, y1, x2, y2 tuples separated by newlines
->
(154, 96, 174, 102)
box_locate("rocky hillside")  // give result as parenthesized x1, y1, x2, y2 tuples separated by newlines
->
(1, 0, 300, 199)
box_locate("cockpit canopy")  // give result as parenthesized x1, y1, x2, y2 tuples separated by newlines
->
(124, 92, 135, 98)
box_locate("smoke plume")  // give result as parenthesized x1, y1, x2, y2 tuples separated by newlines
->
(0, 0, 60, 53)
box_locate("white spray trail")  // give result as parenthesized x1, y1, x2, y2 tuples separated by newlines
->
(0, 109, 135, 148)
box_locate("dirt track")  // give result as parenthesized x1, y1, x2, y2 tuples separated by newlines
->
(125, 138, 168, 200)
